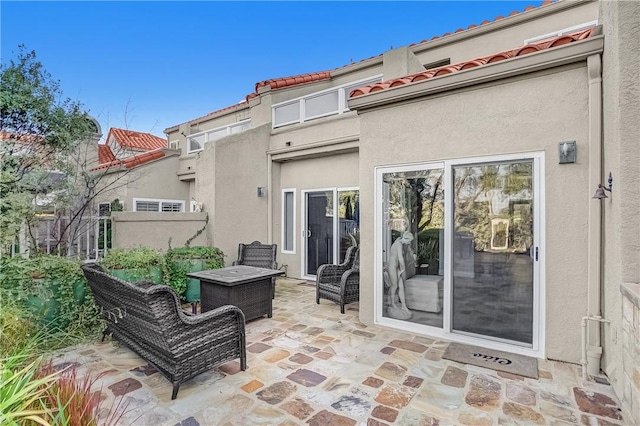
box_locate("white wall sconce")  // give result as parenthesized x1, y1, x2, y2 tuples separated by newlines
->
(592, 172, 613, 199)
(559, 141, 576, 164)
(257, 187, 267, 197)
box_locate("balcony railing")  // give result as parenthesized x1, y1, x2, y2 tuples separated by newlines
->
(187, 120, 251, 154)
(272, 75, 382, 129)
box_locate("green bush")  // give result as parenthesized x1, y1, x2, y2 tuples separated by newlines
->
(99, 247, 165, 283)
(0, 256, 101, 345)
(163, 246, 224, 300)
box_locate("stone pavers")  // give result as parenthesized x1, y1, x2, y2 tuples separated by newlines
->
(49, 278, 624, 425)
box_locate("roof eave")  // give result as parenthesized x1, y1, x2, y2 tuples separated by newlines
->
(349, 34, 603, 113)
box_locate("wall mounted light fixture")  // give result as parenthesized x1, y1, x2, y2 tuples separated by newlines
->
(592, 172, 613, 199)
(257, 187, 267, 197)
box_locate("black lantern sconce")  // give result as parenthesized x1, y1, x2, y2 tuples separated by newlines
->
(592, 172, 613, 199)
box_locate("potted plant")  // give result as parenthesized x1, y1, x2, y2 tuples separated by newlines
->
(100, 247, 165, 284)
(0, 255, 92, 328)
(164, 246, 224, 302)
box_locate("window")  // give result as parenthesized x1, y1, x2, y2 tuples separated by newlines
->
(98, 203, 111, 216)
(169, 140, 179, 150)
(186, 120, 251, 154)
(272, 75, 382, 128)
(282, 189, 296, 253)
(524, 21, 598, 44)
(133, 198, 185, 212)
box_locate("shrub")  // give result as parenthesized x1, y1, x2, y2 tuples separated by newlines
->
(99, 247, 165, 283)
(163, 246, 224, 299)
(0, 256, 102, 349)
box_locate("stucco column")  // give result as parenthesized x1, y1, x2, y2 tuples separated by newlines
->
(586, 53, 603, 376)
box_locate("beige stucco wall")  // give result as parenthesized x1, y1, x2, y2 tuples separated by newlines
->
(600, 0, 640, 421)
(94, 154, 189, 212)
(357, 66, 591, 363)
(111, 211, 208, 251)
(194, 124, 272, 265)
(412, 1, 598, 68)
(274, 152, 360, 279)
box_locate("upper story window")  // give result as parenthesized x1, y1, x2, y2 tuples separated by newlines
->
(133, 197, 185, 212)
(187, 120, 251, 154)
(524, 21, 598, 44)
(272, 75, 382, 129)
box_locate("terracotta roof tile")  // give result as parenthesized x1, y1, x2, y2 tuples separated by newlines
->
(98, 144, 116, 164)
(165, 0, 558, 133)
(108, 128, 166, 151)
(91, 148, 166, 171)
(349, 26, 595, 98)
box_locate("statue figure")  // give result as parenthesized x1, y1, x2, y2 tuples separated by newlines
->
(384, 231, 414, 320)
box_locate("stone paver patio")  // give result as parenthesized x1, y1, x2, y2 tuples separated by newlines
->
(50, 278, 624, 425)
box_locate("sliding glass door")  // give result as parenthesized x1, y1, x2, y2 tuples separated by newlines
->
(451, 160, 535, 346)
(376, 154, 543, 354)
(303, 188, 359, 278)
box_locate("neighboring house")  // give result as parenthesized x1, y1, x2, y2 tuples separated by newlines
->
(91, 128, 188, 215)
(156, 0, 637, 420)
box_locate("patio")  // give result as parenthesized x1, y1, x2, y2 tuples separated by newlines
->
(50, 278, 624, 425)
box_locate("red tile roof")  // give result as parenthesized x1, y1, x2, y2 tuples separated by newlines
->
(108, 128, 166, 151)
(255, 71, 332, 92)
(98, 144, 116, 164)
(91, 148, 166, 171)
(165, 0, 558, 132)
(349, 26, 595, 98)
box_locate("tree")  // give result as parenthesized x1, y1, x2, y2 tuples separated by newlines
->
(1, 46, 142, 257)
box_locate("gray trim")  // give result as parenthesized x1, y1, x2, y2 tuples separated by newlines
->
(348, 35, 604, 112)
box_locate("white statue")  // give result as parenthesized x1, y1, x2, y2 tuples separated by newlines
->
(384, 231, 414, 320)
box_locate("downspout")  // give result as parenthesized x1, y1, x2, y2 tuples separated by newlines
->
(267, 153, 273, 244)
(585, 53, 604, 377)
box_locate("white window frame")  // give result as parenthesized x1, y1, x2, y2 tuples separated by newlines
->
(374, 152, 545, 359)
(186, 119, 251, 154)
(169, 140, 179, 150)
(133, 197, 185, 212)
(281, 188, 296, 254)
(98, 202, 111, 216)
(272, 75, 382, 129)
(524, 20, 598, 44)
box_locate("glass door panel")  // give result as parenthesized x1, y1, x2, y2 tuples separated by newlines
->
(452, 161, 534, 345)
(338, 190, 359, 263)
(305, 191, 334, 276)
(380, 168, 444, 329)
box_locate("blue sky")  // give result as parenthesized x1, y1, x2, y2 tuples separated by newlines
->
(2, 1, 533, 139)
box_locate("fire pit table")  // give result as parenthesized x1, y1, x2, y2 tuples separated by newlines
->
(188, 265, 284, 321)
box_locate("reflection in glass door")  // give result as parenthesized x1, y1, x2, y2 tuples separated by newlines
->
(452, 161, 534, 346)
(305, 191, 333, 276)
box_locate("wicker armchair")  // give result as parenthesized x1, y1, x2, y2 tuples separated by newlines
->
(233, 241, 278, 297)
(316, 247, 360, 314)
(81, 263, 246, 400)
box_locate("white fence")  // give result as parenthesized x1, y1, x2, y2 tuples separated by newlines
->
(20, 215, 112, 261)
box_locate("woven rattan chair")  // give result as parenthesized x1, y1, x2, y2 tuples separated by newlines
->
(316, 247, 360, 314)
(233, 241, 278, 297)
(81, 263, 246, 400)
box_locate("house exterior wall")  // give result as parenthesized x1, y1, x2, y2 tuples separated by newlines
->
(356, 66, 590, 363)
(274, 152, 359, 279)
(111, 211, 208, 251)
(94, 155, 189, 212)
(411, 1, 598, 68)
(600, 0, 640, 422)
(194, 124, 272, 265)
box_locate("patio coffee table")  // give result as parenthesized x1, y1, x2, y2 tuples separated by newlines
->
(188, 265, 284, 321)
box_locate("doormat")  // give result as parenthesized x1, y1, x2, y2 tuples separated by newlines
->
(443, 342, 539, 379)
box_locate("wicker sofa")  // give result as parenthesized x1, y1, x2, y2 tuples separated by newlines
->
(81, 263, 247, 400)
